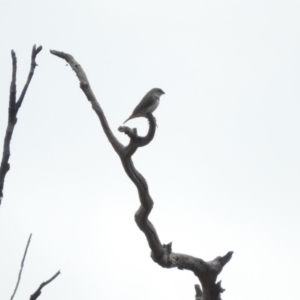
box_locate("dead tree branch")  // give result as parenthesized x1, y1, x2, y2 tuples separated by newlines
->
(0, 45, 42, 207)
(29, 270, 61, 300)
(50, 49, 233, 300)
(9, 234, 59, 300)
(10, 233, 32, 300)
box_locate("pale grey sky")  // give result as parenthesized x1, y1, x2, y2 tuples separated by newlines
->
(0, 1, 299, 300)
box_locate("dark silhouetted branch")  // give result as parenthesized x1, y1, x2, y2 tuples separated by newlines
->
(0, 45, 42, 207)
(29, 270, 60, 300)
(9, 234, 60, 300)
(10, 234, 32, 300)
(51, 49, 233, 300)
(49, 50, 124, 155)
(195, 284, 203, 300)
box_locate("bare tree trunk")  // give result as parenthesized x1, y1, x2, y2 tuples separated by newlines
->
(51, 49, 233, 300)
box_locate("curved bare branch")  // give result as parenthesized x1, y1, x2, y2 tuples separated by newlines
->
(51, 49, 233, 300)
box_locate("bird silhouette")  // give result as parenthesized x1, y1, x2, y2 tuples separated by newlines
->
(123, 88, 165, 124)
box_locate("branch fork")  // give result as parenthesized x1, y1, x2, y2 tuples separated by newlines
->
(0, 45, 42, 207)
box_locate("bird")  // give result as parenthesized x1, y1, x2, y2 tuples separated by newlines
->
(123, 88, 165, 124)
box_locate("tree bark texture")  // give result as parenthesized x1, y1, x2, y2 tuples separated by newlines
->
(51, 49, 233, 300)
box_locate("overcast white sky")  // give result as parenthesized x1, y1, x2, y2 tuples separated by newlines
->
(0, 1, 299, 300)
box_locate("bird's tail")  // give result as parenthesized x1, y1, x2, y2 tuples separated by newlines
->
(123, 115, 134, 124)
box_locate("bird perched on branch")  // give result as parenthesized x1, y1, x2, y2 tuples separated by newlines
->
(123, 88, 165, 124)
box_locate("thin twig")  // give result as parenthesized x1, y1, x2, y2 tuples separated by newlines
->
(16, 45, 42, 111)
(10, 233, 32, 300)
(29, 270, 61, 300)
(0, 45, 42, 207)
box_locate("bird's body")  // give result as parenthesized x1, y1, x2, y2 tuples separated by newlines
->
(123, 88, 165, 124)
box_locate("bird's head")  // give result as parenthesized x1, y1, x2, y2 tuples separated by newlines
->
(152, 88, 165, 98)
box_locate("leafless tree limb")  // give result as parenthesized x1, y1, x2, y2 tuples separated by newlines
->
(50, 49, 233, 300)
(10, 233, 32, 300)
(29, 270, 61, 300)
(0, 45, 42, 207)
